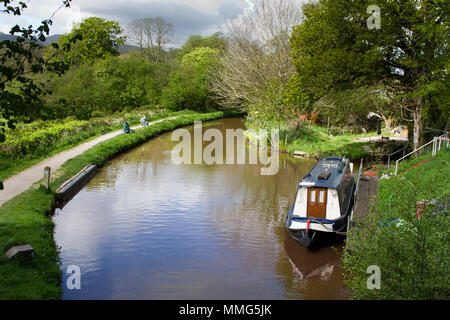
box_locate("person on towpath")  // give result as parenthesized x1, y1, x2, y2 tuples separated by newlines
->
(123, 119, 134, 133)
(140, 115, 149, 126)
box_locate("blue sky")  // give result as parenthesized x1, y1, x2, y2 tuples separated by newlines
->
(1, 0, 257, 46)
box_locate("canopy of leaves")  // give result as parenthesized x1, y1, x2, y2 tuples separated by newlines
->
(290, 0, 449, 145)
(291, 0, 449, 97)
(0, 0, 72, 142)
(44, 55, 171, 118)
(179, 32, 228, 57)
(161, 46, 219, 111)
(48, 17, 125, 66)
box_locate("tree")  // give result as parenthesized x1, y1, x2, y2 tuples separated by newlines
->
(290, 0, 449, 150)
(314, 86, 399, 130)
(209, 0, 302, 128)
(49, 17, 125, 65)
(178, 33, 228, 57)
(0, 0, 72, 142)
(161, 46, 219, 111)
(127, 17, 174, 63)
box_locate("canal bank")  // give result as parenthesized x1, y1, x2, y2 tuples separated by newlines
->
(0, 110, 243, 299)
(342, 149, 449, 299)
(52, 118, 346, 299)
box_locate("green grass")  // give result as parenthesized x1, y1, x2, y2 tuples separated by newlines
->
(343, 148, 449, 299)
(377, 148, 450, 211)
(246, 121, 392, 160)
(0, 186, 60, 299)
(0, 108, 198, 181)
(0, 109, 243, 300)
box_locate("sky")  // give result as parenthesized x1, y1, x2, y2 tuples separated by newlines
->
(0, 0, 259, 47)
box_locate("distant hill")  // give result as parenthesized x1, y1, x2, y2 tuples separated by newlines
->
(1, 32, 139, 54)
(0, 32, 17, 42)
(118, 44, 140, 54)
(0, 31, 62, 46)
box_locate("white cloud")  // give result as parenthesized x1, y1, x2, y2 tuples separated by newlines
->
(1, 0, 254, 46)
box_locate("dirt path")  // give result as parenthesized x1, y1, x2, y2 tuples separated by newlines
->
(0, 117, 179, 207)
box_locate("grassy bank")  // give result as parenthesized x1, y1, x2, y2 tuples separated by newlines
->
(245, 120, 393, 160)
(0, 107, 199, 181)
(343, 149, 449, 299)
(0, 109, 243, 299)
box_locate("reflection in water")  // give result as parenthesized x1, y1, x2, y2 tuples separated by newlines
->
(282, 233, 347, 299)
(53, 118, 346, 300)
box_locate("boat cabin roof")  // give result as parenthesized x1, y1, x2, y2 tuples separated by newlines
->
(298, 156, 350, 189)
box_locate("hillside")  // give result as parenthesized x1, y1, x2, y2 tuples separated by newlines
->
(0, 31, 61, 46)
(0, 32, 138, 53)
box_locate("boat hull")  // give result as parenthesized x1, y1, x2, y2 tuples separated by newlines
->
(285, 200, 351, 248)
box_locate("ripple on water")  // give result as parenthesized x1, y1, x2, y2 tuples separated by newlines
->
(54, 118, 344, 300)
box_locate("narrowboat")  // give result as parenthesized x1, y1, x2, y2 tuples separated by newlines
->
(285, 156, 355, 247)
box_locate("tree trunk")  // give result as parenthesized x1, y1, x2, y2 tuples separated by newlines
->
(413, 97, 424, 154)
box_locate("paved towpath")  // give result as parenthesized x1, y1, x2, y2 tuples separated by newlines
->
(0, 117, 178, 207)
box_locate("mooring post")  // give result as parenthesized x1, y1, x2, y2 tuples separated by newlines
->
(43, 166, 51, 191)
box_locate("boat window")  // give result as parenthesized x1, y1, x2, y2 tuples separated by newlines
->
(319, 190, 325, 203)
(310, 189, 316, 202)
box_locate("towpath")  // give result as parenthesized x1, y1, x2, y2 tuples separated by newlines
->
(353, 175, 379, 220)
(0, 117, 179, 207)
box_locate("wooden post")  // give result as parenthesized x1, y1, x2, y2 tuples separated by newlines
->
(327, 117, 330, 135)
(43, 166, 51, 191)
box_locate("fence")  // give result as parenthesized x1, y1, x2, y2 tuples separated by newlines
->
(386, 146, 407, 170)
(348, 158, 363, 233)
(395, 131, 449, 175)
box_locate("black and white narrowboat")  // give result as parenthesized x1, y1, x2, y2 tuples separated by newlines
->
(285, 156, 355, 247)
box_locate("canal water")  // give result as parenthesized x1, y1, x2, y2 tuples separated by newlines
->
(53, 118, 347, 299)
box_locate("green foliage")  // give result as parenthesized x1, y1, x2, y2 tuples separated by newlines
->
(47, 17, 125, 66)
(0, 108, 178, 181)
(0, 186, 62, 299)
(270, 121, 374, 159)
(0, 0, 72, 141)
(44, 56, 171, 117)
(93, 56, 162, 112)
(281, 75, 315, 115)
(247, 79, 290, 129)
(0, 110, 239, 299)
(43, 63, 96, 119)
(343, 150, 450, 299)
(178, 33, 228, 57)
(161, 47, 219, 111)
(290, 0, 449, 146)
(314, 86, 396, 128)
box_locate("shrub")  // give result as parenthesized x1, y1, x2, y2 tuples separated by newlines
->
(343, 150, 449, 299)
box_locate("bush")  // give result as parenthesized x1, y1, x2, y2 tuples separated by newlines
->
(44, 56, 171, 117)
(161, 47, 219, 111)
(343, 150, 449, 299)
(0, 108, 175, 180)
